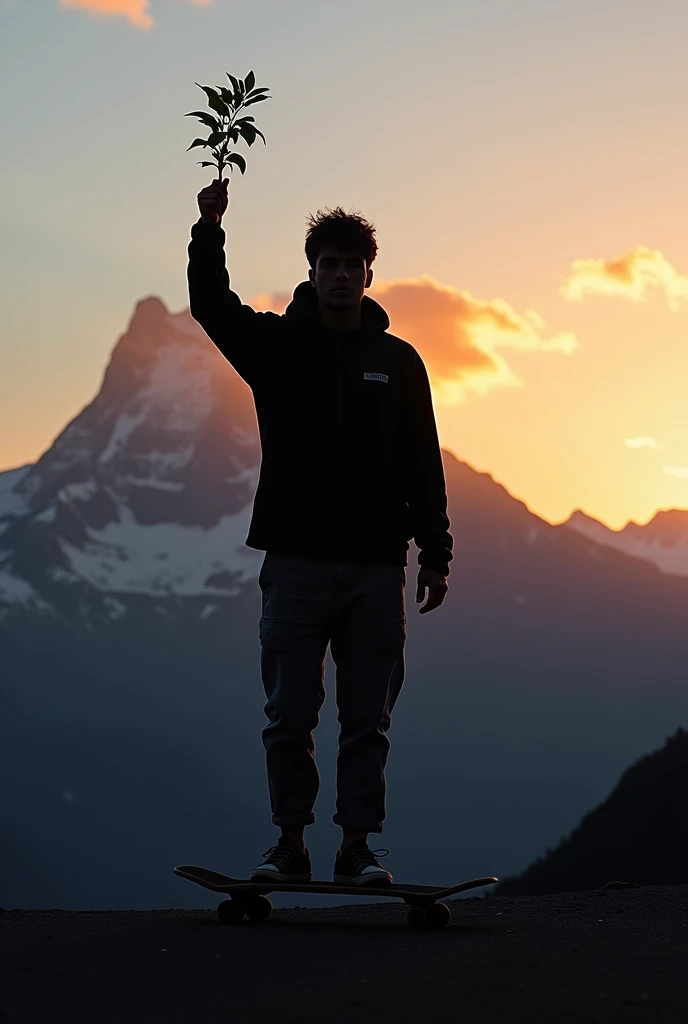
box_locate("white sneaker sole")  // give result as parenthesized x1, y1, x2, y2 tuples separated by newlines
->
(333, 872, 393, 887)
(249, 869, 312, 883)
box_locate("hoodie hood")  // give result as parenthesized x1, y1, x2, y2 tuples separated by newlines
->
(284, 280, 391, 335)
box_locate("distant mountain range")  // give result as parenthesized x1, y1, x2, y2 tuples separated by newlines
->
(496, 727, 688, 895)
(2, 294, 687, 909)
(564, 508, 688, 577)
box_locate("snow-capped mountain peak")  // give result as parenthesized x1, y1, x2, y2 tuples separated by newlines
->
(0, 296, 262, 619)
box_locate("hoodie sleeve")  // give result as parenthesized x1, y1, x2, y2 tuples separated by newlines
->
(400, 352, 454, 577)
(187, 217, 279, 388)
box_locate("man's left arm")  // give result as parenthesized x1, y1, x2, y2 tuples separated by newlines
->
(401, 352, 453, 613)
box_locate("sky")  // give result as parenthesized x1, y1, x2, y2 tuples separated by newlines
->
(2, 0, 688, 529)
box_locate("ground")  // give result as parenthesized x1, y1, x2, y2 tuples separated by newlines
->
(2, 884, 688, 1022)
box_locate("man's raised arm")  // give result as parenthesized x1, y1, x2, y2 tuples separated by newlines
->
(187, 177, 276, 388)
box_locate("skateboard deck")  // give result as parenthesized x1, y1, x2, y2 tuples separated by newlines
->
(174, 864, 499, 930)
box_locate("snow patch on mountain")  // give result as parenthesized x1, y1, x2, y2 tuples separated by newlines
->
(103, 596, 128, 620)
(59, 496, 259, 596)
(33, 506, 57, 524)
(97, 331, 217, 473)
(0, 464, 32, 519)
(0, 569, 53, 617)
(63, 480, 98, 502)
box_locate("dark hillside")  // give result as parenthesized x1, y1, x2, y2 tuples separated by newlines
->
(497, 727, 688, 895)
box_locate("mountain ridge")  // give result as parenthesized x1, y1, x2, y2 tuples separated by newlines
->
(565, 507, 688, 576)
(496, 727, 688, 895)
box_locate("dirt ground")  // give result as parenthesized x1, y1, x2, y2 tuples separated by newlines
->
(2, 884, 688, 1022)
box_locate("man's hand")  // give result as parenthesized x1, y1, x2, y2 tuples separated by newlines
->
(197, 178, 229, 225)
(415, 568, 448, 614)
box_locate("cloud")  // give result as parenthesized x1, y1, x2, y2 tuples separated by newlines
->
(250, 275, 578, 405)
(58, 0, 212, 30)
(625, 437, 665, 450)
(252, 292, 292, 313)
(560, 246, 688, 310)
(663, 467, 688, 479)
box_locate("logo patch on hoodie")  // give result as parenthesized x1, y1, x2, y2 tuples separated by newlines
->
(363, 372, 389, 383)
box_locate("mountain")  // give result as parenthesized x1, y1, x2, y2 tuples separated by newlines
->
(0, 295, 263, 624)
(495, 727, 688, 895)
(565, 508, 688, 577)
(2, 294, 688, 909)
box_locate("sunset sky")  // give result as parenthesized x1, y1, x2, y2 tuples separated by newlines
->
(2, 0, 688, 529)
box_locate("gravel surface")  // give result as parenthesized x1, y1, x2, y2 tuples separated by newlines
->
(2, 884, 688, 1022)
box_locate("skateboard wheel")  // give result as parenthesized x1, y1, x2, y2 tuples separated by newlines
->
(245, 895, 272, 922)
(426, 902, 451, 929)
(217, 899, 244, 925)
(407, 906, 428, 930)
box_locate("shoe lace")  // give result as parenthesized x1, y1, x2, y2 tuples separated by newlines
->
(261, 844, 302, 869)
(345, 846, 389, 870)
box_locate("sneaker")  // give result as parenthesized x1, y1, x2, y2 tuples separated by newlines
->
(333, 839, 393, 886)
(249, 836, 312, 883)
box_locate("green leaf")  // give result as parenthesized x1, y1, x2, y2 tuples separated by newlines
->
(218, 87, 236, 111)
(197, 161, 217, 168)
(246, 87, 270, 97)
(226, 73, 241, 101)
(242, 94, 269, 108)
(195, 82, 230, 117)
(184, 110, 221, 131)
(244, 70, 255, 93)
(187, 137, 212, 151)
(253, 126, 267, 145)
(207, 130, 229, 147)
(234, 116, 256, 124)
(237, 123, 257, 146)
(226, 152, 247, 175)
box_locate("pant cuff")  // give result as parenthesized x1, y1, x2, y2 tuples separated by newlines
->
(272, 813, 315, 827)
(332, 813, 382, 833)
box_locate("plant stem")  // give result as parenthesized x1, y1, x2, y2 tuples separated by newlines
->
(217, 97, 242, 181)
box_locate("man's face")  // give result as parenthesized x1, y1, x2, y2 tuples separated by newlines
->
(309, 246, 373, 309)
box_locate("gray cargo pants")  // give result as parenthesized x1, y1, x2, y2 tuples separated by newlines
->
(258, 551, 407, 834)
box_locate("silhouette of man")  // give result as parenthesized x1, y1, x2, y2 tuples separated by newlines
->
(188, 178, 452, 886)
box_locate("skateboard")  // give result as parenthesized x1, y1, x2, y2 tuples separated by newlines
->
(173, 864, 499, 930)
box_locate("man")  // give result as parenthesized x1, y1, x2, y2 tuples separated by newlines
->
(187, 178, 452, 887)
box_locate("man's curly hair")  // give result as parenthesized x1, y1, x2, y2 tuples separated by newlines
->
(304, 206, 378, 271)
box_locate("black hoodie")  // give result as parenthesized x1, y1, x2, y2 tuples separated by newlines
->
(187, 217, 453, 577)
